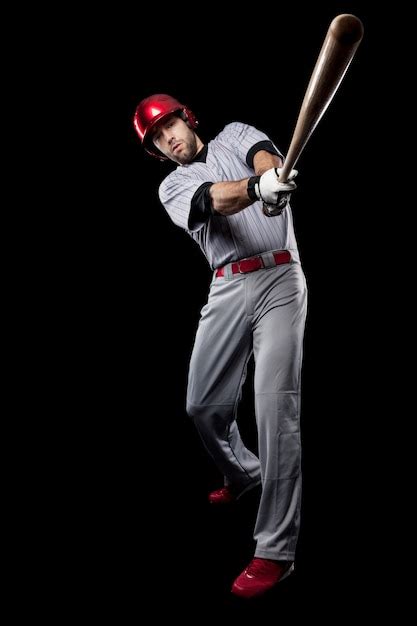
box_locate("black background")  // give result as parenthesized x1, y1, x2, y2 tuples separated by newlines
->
(114, 3, 404, 618)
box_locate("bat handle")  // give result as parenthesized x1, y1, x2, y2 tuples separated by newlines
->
(276, 160, 295, 184)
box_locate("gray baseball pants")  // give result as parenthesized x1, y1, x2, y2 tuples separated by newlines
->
(186, 255, 307, 560)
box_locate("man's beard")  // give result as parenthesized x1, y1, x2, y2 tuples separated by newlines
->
(172, 136, 197, 165)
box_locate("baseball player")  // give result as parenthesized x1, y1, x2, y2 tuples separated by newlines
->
(133, 94, 307, 599)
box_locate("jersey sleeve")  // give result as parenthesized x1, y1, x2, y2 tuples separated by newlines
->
(216, 122, 284, 168)
(159, 167, 213, 232)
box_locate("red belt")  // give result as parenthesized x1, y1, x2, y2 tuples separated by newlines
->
(215, 250, 291, 278)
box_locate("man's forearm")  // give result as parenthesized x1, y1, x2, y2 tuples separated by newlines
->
(253, 151, 283, 175)
(209, 151, 284, 216)
(209, 179, 253, 215)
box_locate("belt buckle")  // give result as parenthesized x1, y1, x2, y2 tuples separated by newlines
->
(237, 256, 264, 274)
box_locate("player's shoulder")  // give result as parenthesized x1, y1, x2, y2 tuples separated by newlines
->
(215, 121, 259, 143)
(158, 165, 194, 196)
(158, 167, 177, 194)
(218, 121, 254, 135)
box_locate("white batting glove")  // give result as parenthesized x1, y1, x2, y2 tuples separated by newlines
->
(256, 168, 297, 205)
(276, 167, 298, 181)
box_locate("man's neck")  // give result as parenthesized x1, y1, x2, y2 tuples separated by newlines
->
(194, 135, 204, 157)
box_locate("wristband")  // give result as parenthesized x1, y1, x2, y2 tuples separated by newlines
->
(247, 176, 260, 201)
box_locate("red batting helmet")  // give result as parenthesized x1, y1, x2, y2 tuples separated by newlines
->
(133, 94, 198, 159)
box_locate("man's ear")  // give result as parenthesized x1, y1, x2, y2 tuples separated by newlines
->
(178, 107, 199, 130)
(179, 110, 192, 128)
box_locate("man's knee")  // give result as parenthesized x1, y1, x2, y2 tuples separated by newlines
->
(186, 400, 211, 425)
(186, 400, 231, 436)
(186, 400, 199, 421)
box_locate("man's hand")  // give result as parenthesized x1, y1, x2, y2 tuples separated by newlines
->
(257, 167, 298, 217)
(257, 167, 297, 204)
(276, 167, 298, 182)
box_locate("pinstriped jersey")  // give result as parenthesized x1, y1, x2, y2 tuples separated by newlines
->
(158, 122, 300, 270)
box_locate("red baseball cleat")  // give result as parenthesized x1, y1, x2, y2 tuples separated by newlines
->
(231, 558, 294, 598)
(208, 486, 235, 504)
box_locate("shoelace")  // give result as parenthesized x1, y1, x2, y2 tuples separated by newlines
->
(214, 487, 232, 498)
(245, 558, 280, 577)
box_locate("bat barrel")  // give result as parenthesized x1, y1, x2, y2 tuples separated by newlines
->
(330, 14, 364, 45)
(278, 14, 363, 183)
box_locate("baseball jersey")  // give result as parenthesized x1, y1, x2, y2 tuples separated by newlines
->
(159, 122, 300, 270)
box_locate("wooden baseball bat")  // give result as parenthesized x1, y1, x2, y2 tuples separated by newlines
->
(278, 14, 364, 183)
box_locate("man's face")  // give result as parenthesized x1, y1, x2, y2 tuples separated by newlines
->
(152, 114, 199, 165)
